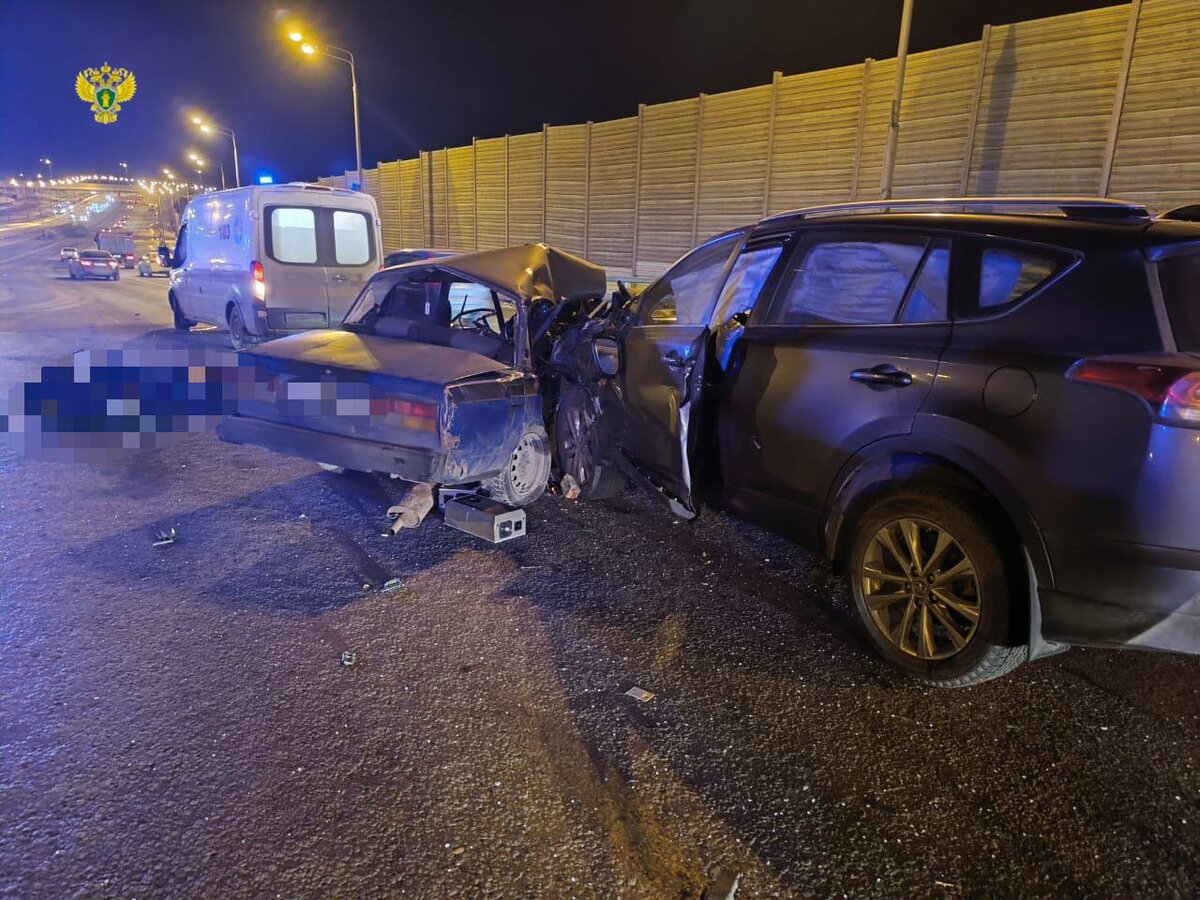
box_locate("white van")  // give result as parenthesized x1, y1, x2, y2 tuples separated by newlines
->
(164, 183, 382, 349)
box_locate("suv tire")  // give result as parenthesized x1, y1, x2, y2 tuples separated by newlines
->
(486, 427, 551, 507)
(554, 383, 626, 500)
(847, 490, 1027, 687)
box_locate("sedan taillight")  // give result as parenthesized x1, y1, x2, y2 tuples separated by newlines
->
(1067, 360, 1200, 427)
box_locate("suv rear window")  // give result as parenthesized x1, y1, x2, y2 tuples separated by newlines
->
(976, 246, 1062, 314)
(1158, 253, 1200, 352)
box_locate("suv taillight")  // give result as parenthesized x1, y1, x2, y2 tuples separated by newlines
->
(251, 260, 266, 302)
(1067, 360, 1200, 427)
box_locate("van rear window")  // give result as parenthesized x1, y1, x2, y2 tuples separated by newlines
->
(1158, 253, 1200, 352)
(270, 207, 317, 264)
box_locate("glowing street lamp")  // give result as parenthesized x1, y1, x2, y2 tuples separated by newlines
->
(189, 152, 225, 190)
(191, 115, 240, 187)
(288, 28, 362, 190)
(41, 158, 53, 179)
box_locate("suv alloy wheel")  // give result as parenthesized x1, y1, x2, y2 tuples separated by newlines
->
(848, 490, 1028, 687)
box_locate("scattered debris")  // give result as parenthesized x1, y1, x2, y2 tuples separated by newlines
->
(624, 686, 655, 703)
(450, 847, 465, 857)
(436, 485, 483, 510)
(560, 473, 581, 500)
(933, 881, 957, 889)
(702, 867, 740, 900)
(444, 495, 526, 544)
(298, 513, 308, 520)
(152, 527, 177, 548)
(382, 577, 403, 592)
(384, 482, 435, 536)
(339, 650, 357, 667)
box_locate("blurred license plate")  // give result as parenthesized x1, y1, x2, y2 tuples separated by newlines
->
(285, 313, 327, 327)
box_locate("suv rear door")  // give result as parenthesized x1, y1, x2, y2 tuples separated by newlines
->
(717, 227, 954, 536)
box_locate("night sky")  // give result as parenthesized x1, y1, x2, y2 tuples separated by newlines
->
(2, 0, 1125, 183)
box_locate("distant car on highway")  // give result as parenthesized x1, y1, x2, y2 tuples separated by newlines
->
(136, 254, 167, 277)
(95, 230, 136, 269)
(68, 249, 120, 281)
(164, 182, 381, 349)
(59, 246, 78, 261)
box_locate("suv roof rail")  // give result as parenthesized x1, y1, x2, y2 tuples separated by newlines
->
(762, 196, 1150, 224)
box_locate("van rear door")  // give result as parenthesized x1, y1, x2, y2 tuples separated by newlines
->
(260, 200, 331, 330)
(321, 195, 380, 326)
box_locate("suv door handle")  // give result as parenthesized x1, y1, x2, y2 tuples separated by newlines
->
(849, 365, 913, 388)
(663, 351, 691, 370)
(330, 273, 347, 283)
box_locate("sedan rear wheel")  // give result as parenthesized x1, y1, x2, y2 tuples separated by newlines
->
(486, 427, 551, 507)
(849, 491, 1027, 687)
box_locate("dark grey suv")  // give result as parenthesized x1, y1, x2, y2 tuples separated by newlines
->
(560, 198, 1200, 686)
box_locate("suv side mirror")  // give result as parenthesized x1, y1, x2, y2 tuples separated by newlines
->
(592, 336, 620, 376)
(157, 245, 172, 267)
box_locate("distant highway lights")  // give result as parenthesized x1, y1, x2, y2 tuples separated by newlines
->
(288, 29, 362, 191)
(189, 152, 226, 190)
(191, 116, 240, 187)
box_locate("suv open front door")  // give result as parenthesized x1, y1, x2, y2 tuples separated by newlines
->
(606, 233, 743, 516)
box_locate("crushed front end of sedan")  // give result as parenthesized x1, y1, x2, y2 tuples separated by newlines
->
(217, 243, 609, 506)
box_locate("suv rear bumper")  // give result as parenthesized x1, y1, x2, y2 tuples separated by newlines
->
(217, 414, 446, 482)
(1041, 538, 1200, 655)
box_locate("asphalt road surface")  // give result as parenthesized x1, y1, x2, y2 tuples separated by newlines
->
(2, 210, 1197, 898)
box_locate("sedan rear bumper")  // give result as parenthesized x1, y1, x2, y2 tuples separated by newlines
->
(218, 415, 447, 482)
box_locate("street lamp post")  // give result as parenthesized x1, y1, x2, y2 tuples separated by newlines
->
(879, 0, 915, 200)
(189, 153, 225, 190)
(41, 158, 53, 179)
(192, 117, 240, 187)
(289, 31, 363, 191)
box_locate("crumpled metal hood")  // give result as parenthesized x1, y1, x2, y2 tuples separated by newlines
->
(425, 243, 607, 304)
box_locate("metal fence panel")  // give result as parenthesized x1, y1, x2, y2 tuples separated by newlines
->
(545, 123, 588, 257)
(892, 42, 981, 197)
(697, 84, 772, 241)
(397, 158, 424, 247)
(768, 62, 866, 212)
(637, 97, 700, 278)
(377, 161, 401, 253)
(1109, 0, 1200, 211)
(445, 145, 476, 250)
(475, 137, 507, 250)
(430, 149, 449, 248)
(586, 116, 638, 279)
(508, 131, 545, 245)
(967, 5, 1129, 195)
(317, 3, 1200, 273)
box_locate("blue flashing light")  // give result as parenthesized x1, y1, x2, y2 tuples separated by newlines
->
(256, 174, 274, 185)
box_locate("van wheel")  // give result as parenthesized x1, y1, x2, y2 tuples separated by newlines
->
(169, 293, 194, 331)
(486, 427, 551, 507)
(227, 304, 251, 351)
(554, 383, 625, 500)
(847, 490, 1027, 687)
